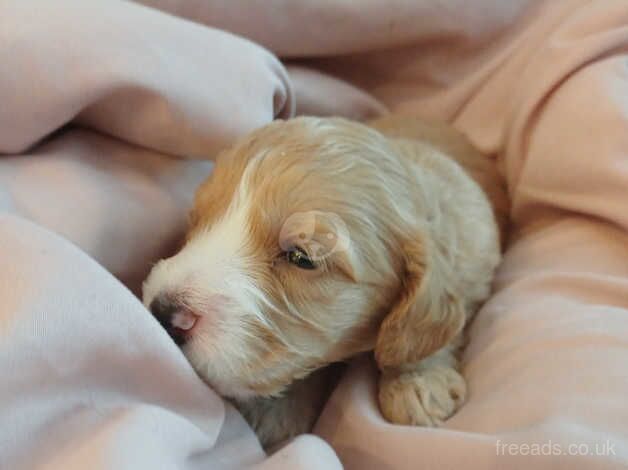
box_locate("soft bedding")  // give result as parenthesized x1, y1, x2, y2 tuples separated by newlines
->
(1, 0, 628, 469)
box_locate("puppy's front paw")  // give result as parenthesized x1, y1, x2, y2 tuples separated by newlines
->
(378, 365, 466, 427)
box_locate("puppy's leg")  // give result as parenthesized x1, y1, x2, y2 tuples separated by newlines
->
(378, 344, 466, 426)
(234, 364, 343, 451)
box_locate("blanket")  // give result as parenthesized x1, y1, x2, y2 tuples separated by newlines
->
(1, 1, 627, 468)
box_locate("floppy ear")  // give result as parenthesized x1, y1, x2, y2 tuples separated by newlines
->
(374, 235, 466, 369)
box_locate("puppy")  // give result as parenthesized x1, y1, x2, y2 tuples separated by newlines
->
(143, 115, 506, 449)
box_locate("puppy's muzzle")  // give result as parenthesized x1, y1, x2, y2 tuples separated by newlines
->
(149, 295, 199, 346)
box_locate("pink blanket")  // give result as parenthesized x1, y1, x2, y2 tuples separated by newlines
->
(1, 1, 627, 468)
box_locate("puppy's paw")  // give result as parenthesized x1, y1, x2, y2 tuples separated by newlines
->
(378, 365, 466, 427)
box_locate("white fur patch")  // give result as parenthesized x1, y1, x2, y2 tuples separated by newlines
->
(143, 176, 252, 307)
(143, 173, 275, 398)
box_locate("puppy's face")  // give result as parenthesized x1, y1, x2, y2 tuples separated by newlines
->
(143, 118, 418, 399)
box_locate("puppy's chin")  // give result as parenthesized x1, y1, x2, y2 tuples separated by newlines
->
(182, 330, 296, 400)
(191, 360, 294, 401)
(198, 373, 263, 401)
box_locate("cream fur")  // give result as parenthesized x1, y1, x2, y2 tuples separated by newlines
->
(143, 116, 505, 449)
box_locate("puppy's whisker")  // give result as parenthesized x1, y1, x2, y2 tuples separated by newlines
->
(236, 290, 310, 354)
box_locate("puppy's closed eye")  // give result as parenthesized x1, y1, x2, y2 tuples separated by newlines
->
(278, 209, 356, 280)
(284, 246, 317, 270)
(279, 244, 357, 282)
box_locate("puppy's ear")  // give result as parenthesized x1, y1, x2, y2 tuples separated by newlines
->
(375, 235, 465, 369)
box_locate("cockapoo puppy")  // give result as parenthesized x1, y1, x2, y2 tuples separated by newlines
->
(143, 115, 507, 449)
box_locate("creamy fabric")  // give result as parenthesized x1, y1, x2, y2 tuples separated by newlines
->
(1, 0, 628, 468)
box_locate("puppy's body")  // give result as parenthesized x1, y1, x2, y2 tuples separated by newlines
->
(143, 116, 505, 449)
(370, 115, 509, 245)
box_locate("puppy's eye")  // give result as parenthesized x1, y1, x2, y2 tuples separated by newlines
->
(285, 247, 316, 270)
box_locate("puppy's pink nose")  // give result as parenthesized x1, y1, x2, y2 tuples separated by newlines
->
(149, 295, 199, 346)
(171, 310, 198, 331)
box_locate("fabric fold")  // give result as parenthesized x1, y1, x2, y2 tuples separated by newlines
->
(0, 0, 293, 158)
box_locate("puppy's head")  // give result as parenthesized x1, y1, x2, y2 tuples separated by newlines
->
(143, 117, 463, 399)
